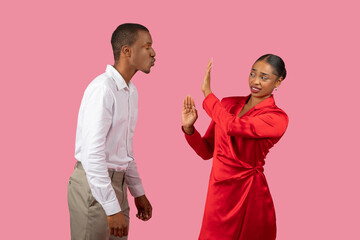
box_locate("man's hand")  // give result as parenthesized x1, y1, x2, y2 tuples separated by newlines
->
(134, 195, 152, 221)
(107, 211, 128, 238)
(201, 58, 213, 97)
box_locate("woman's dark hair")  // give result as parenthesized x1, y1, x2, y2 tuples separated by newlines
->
(256, 54, 287, 80)
(111, 23, 149, 62)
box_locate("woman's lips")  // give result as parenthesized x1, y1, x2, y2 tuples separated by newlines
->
(251, 86, 261, 93)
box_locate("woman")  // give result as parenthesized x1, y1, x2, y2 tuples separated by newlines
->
(182, 54, 288, 240)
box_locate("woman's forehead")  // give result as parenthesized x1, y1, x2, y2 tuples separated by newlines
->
(252, 61, 275, 75)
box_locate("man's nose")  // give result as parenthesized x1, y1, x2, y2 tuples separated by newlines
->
(151, 48, 156, 57)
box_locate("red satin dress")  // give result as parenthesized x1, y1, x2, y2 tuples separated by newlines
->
(184, 93, 288, 240)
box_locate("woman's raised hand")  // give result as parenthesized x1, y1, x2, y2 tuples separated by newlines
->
(182, 96, 198, 135)
(201, 58, 213, 97)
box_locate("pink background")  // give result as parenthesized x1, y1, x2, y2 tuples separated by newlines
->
(1, 0, 359, 239)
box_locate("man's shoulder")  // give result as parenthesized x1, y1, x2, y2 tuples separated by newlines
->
(87, 72, 117, 92)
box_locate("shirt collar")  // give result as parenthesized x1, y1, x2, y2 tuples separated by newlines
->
(106, 65, 134, 92)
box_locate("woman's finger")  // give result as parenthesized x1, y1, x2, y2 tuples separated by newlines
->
(207, 58, 213, 70)
(187, 96, 191, 109)
(191, 108, 197, 116)
(207, 58, 212, 67)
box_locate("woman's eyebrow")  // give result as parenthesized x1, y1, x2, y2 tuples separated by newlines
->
(260, 72, 270, 76)
(252, 69, 270, 76)
(252, 69, 272, 76)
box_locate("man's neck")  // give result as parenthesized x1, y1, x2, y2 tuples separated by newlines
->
(113, 62, 137, 86)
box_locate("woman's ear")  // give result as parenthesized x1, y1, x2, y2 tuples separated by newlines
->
(275, 77, 283, 88)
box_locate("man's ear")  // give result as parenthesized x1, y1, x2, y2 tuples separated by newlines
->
(121, 45, 131, 57)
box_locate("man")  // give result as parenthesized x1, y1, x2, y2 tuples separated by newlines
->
(68, 23, 156, 239)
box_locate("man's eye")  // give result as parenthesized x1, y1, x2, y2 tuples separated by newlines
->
(250, 73, 255, 77)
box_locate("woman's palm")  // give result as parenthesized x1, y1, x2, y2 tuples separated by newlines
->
(182, 96, 198, 127)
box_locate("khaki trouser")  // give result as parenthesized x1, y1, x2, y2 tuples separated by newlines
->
(68, 162, 129, 240)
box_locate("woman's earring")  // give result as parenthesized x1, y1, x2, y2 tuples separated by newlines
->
(275, 87, 278, 91)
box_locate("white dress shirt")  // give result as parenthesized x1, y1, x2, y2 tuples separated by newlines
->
(75, 65, 145, 215)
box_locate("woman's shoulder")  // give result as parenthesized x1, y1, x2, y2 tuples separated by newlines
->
(218, 96, 247, 112)
(220, 96, 246, 104)
(269, 105, 289, 123)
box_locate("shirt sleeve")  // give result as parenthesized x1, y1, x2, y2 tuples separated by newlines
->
(182, 120, 215, 160)
(125, 160, 145, 197)
(203, 93, 288, 138)
(80, 85, 121, 216)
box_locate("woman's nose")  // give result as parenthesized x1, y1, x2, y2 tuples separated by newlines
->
(252, 77, 260, 84)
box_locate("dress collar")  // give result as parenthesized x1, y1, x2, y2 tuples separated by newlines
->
(243, 94, 276, 110)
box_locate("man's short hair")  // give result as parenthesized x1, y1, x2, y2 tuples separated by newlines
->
(111, 23, 149, 62)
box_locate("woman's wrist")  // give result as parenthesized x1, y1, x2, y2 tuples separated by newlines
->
(182, 125, 195, 135)
(203, 89, 212, 98)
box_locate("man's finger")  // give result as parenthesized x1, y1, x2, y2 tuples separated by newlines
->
(148, 206, 153, 218)
(113, 228, 119, 237)
(117, 228, 123, 238)
(124, 226, 128, 236)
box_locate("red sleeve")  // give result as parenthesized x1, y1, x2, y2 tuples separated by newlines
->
(203, 93, 288, 138)
(182, 120, 215, 160)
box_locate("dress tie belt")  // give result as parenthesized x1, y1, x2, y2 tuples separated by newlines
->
(254, 165, 264, 173)
(214, 165, 264, 183)
(240, 165, 264, 179)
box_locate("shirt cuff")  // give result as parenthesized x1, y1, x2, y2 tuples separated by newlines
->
(128, 184, 145, 198)
(102, 198, 121, 216)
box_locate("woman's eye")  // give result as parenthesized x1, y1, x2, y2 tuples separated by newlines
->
(261, 76, 268, 80)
